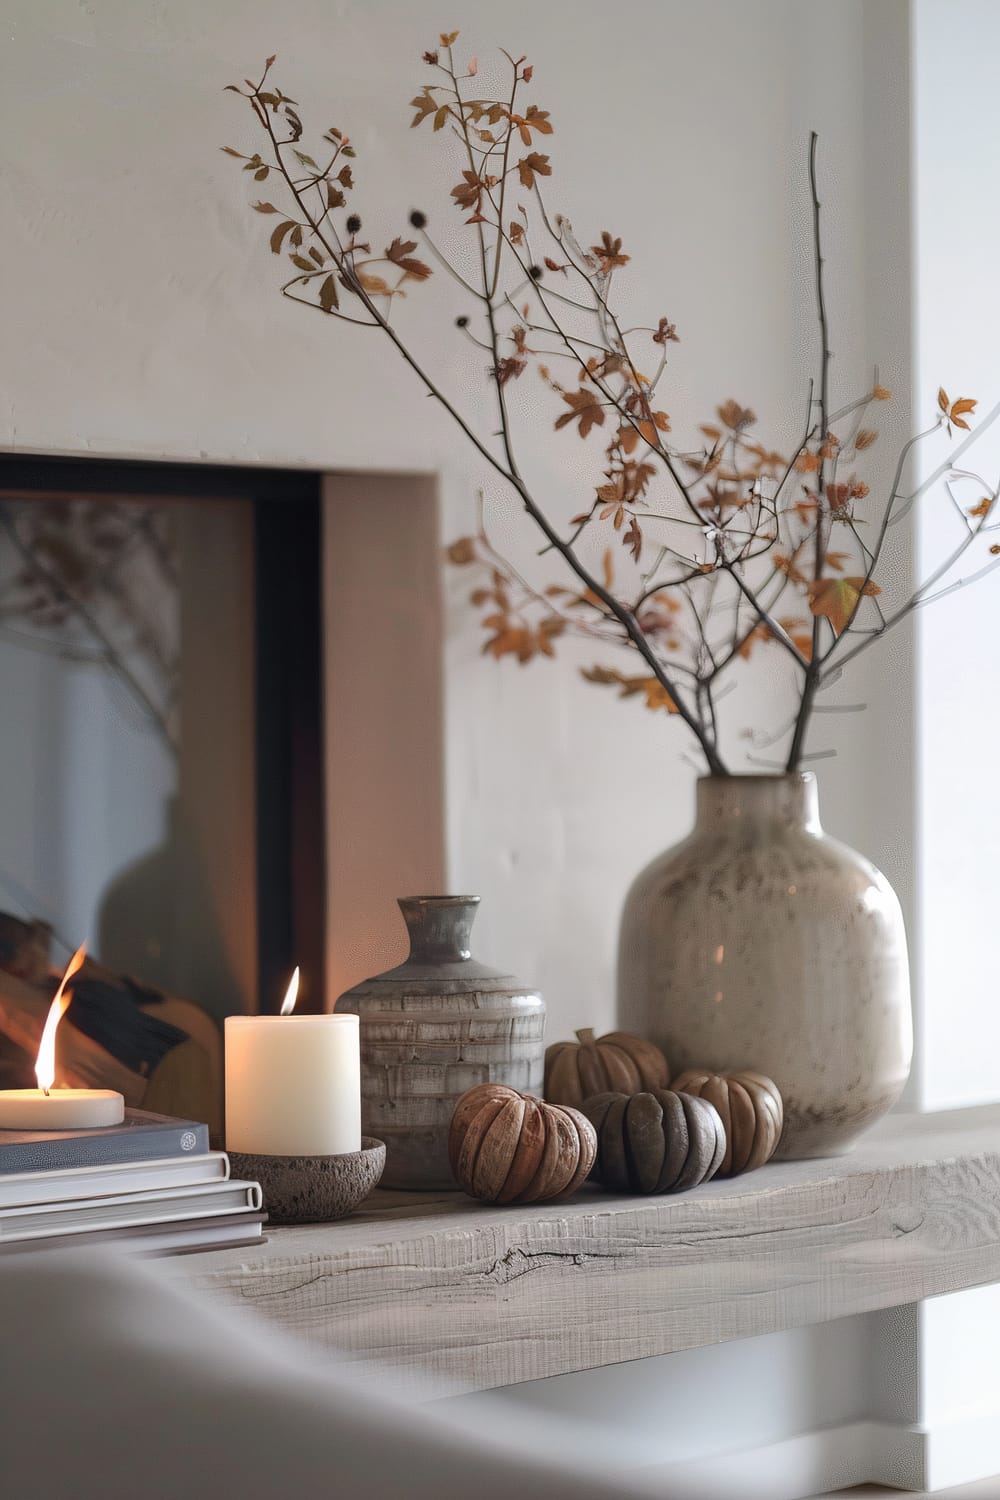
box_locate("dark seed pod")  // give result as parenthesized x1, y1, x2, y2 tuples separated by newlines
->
(582, 1088, 725, 1194)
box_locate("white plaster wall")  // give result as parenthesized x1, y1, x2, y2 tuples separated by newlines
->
(0, 0, 917, 1046)
(17, 6, 1000, 1494)
(911, 0, 1000, 1109)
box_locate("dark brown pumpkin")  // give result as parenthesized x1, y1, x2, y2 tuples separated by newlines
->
(582, 1087, 725, 1194)
(448, 1083, 597, 1205)
(544, 1028, 670, 1110)
(671, 1069, 783, 1175)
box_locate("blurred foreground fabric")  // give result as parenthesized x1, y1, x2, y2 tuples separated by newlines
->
(0, 1247, 684, 1499)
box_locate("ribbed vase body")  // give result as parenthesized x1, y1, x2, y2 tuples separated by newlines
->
(336, 896, 545, 1188)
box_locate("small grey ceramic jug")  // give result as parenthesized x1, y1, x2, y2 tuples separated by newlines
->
(335, 896, 545, 1190)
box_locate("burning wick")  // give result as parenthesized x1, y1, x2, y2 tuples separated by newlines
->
(280, 966, 300, 1017)
(0, 936, 123, 1130)
(36, 942, 87, 1097)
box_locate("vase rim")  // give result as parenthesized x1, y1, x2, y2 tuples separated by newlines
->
(397, 894, 481, 907)
(696, 772, 816, 785)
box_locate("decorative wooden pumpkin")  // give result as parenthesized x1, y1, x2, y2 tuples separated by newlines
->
(671, 1069, 783, 1175)
(448, 1083, 597, 1205)
(582, 1088, 725, 1195)
(544, 1028, 670, 1110)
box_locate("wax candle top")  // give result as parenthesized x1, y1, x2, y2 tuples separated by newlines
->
(225, 1013, 359, 1025)
(0, 1090, 124, 1130)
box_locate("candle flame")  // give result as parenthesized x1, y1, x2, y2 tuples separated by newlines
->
(280, 966, 300, 1017)
(36, 942, 87, 1094)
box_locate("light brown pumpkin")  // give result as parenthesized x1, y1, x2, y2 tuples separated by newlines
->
(582, 1087, 725, 1195)
(448, 1083, 597, 1205)
(544, 1028, 670, 1110)
(670, 1068, 783, 1175)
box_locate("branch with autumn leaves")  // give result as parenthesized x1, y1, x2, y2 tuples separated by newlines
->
(225, 33, 1000, 775)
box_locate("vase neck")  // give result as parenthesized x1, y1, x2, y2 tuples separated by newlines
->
(398, 896, 480, 964)
(694, 774, 821, 833)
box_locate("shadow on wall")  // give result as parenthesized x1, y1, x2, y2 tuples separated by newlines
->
(98, 795, 242, 1022)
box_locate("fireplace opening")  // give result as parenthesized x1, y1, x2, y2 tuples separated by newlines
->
(0, 455, 446, 1131)
(0, 453, 325, 1024)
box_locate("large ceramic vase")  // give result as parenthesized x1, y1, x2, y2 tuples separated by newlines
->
(335, 896, 545, 1190)
(617, 774, 912, 1159)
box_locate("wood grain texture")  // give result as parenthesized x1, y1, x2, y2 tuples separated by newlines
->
(168, 1102, 1000, 1398)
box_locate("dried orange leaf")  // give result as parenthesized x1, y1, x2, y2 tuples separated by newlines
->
(269, 220, 296, 254)
(410, 89, 438, 127)
(717, 399, 756, 430)
(357, 270, 396, 296)
(517, 152, 551, 189)
(590, 231, 629, 270)
(447, 537, 478, 565)
(554, 387, 605, 439)
(581, 666, 677, 714)
(807, 576, 881, 635)
(949, 396, 977, 430)
(386, 236, 432, 281)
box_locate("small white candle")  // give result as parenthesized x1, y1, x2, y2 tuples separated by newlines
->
(0, 942, 124, 1131)
(0, 1089, 124, 1130)
(225, 970, 361, 1156)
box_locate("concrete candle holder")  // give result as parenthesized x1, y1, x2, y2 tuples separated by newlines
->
(228, 1137, 386, 1224)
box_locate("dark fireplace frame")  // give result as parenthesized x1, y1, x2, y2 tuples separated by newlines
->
(0, 452, 326, 1014)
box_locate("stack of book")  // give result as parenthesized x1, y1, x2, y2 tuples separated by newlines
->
(0, 1109, 265, 1256)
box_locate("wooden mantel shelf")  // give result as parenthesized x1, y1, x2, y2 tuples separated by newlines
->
(168, 1102, 1000, 1396)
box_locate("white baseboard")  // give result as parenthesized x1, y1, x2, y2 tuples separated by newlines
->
(637, 1413, 1000, 1499)
(639, 1419, 886, 1500)
(895, 1406, 1000, 1494)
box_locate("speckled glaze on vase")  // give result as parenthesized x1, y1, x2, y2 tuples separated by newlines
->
(335, 896, 545, 1190)
(617, 774, 912, 1159)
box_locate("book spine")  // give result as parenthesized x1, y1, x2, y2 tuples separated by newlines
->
(0, 1120, 210, 1175)
(0, 1182, 263, 1242)
(0, 1152, 230, 1210)
(0, 1213, 266, 1257)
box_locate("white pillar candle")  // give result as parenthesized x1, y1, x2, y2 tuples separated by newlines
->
(224, 1014, 361, 1156)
